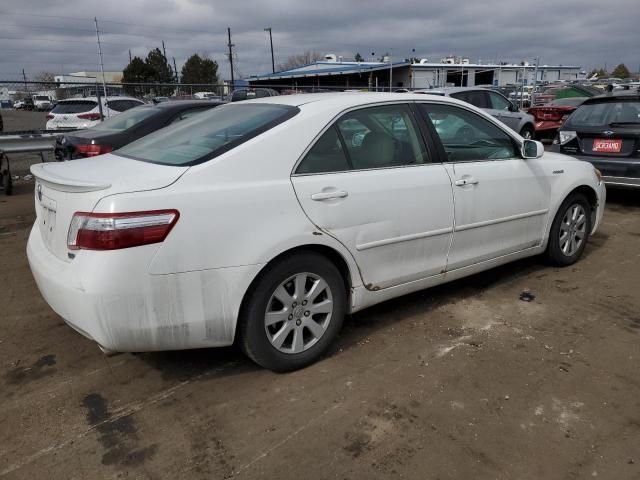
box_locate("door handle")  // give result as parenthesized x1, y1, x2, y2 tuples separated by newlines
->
(311, 190, 349, 201)
(454, 178, 479, 186)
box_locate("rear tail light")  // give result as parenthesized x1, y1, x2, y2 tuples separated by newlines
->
(67, 210, 179, 250)
(77, 112, 103, 121)
(75, 144, 113, 157)
(46, 114, 54, 120)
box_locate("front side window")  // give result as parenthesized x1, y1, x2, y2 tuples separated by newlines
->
(117, 103, 299, 166)
(420, 103, 517, 162)
(336, 105, 427, 170)
(488, 92, 512, 111)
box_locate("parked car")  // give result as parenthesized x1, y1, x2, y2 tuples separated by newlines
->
(54, 100, 225, 160)
(32, 95, 53, 111)
(13, 97, 34, 110)
(555, 92, 640, 188)
(532, 84, 600, 106)
(414, 87, 536, 138)
(46, 96, 145, 131)
(230, 88, 279, 102)
(27, 93, 605, 371)
(528, 97, 588, 140)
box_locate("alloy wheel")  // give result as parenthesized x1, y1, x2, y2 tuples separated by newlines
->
(559, 203, 587, 257)
(264, 272, 334, 354)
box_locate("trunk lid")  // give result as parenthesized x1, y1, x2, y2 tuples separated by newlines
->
(30, 153, 188, 261)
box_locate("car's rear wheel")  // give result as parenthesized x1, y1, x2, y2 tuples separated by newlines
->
(519, 125, 534, 139)
(238, 252, 346, 372)
(546, 193, 591, 266)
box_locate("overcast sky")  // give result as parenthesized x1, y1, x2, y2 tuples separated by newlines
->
(0, 0, 638, 81)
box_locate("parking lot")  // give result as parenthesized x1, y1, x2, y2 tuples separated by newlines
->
(1, 127, 639, 478)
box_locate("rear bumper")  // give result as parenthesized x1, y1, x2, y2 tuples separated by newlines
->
(563, 154, 640, 188)
(27, 225, 262, 353)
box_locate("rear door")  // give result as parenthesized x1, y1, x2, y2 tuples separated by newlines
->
(418, 102, 551, 270)
(291, 103, 455, 289)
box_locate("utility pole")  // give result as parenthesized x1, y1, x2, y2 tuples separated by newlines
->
(129, 50, 132, 63)
(389, 49, 393, 92)
(227, 27, 235, 89)
(264, 27, 275, 73)
(162, 41, 167, 60)
(94, 17, 109, 118)
(173, 57, 178, 83)
(22, 69, 28, 93)
(533, 56, 539, 104)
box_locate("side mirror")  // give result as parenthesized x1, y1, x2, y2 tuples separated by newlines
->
(522, 139, 544, 159)
(509, 102, 519, 112)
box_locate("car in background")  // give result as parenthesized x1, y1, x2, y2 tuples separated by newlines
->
(230, 88, 279, 102)
(32, 95, 53, 111)
(28, 93, 605, 371)
(46, 96, 145, 131)
(413, 87, 536, 138)
(528, 97, 588, 140)
(532, 84, 600, 106)
(54, 100, 225, 159)
(556, 93, 640, 188)
(13, 97, 34, 110)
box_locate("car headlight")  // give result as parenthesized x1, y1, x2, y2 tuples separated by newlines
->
(558, 130, 577, 145)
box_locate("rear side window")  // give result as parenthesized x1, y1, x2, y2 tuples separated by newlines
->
(92, 106, 159, 132)
(296, 127, 350, 174)
(451, 91, 489, 109)
(51, 100, 97, 114)
(568, 100, 640, 127)
(108, 100, 142, 112)
(118, 103, 299, 166)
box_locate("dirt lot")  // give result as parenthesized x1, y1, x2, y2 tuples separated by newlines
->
(1, 153, 639, 479)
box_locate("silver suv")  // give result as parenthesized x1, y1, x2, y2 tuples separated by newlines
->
(414, 87, 535, 139)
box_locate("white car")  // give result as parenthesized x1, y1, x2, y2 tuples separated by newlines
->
(46, 96, 145, 131)
(28, 93, 606, 371)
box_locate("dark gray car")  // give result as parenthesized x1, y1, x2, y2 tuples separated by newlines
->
(414, 87, 536, 139)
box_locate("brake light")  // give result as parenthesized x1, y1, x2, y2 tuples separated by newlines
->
(46, 114, 54, 120)
(67, 210, 179, 250)
(77, 112, 103, 121)
(75, 144, 113, 157)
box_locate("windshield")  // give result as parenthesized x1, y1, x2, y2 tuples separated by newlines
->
(91, 106, 159, 132)
(33, 96, 49, 101)
(117, 103, 299, 166)
(568, 100, 640, 127)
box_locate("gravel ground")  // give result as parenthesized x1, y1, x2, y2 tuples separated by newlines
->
(1, 125, 639, 479)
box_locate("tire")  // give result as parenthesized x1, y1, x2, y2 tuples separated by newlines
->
(1, 170, 12, 196)
(546, 193, 591, 266)
(237, 252, 347, 372)
(519, 125, 534, 140)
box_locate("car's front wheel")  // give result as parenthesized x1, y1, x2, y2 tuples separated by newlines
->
(237, 252, 346, 372)
(546, 193, 592, 266)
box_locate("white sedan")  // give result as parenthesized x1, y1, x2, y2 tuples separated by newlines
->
(27, 93, 606, 371)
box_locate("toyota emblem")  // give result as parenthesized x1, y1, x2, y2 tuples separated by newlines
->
(37, 183, 42, 202)
(602, 130, 614, 136)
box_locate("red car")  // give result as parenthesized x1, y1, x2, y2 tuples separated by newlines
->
(529, 97, 588, 139)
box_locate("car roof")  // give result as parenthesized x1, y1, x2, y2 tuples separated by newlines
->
(58, 96, 143, 102)
(584, 92, 640, 103)
(237, 91, 489, 115)
(153, 99, 226, 110)
(413, 86, 494, 96)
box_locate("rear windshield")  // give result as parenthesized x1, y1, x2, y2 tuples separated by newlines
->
(91, 106, 159, 132)
(117, 103, 299, 166)
(568, 100, 640, 127)
(51, 100, 97, 114)
(549, 97, 587, 107)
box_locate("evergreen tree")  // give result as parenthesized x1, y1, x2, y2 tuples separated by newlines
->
(611, 63, 630, 79)
(180, 54, 219, 84)
(354, 52, 364, 62)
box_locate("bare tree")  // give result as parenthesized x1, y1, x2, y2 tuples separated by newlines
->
(35, 71, 57, 89)
(277, 51, 324, 71)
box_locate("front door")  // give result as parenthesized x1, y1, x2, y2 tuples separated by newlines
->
(292, 103, 455, 289)
(418, 102, 551, 270)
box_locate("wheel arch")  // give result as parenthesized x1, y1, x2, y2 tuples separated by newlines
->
(544, 183, 599, 250)
(235, 244, 355, 340)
